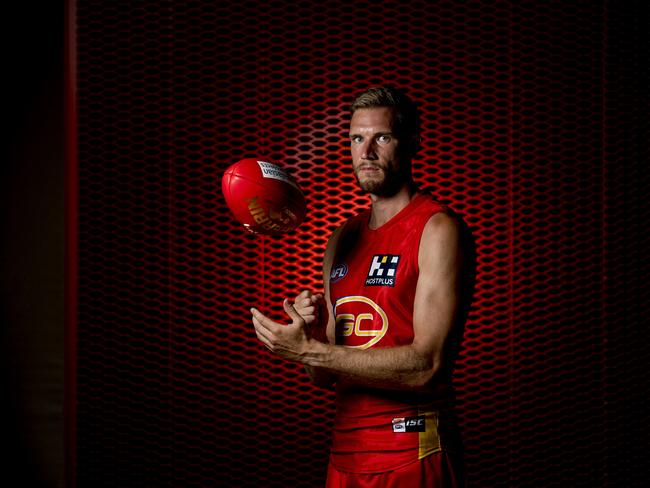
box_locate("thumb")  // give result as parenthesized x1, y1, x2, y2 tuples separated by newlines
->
(283, 298, 304, 324)
(297, 289, 312, 300)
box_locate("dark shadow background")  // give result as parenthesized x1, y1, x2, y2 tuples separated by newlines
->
(1, 2, 64, 487)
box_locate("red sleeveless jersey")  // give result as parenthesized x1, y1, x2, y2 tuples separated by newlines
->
(328, 192, 459, 474)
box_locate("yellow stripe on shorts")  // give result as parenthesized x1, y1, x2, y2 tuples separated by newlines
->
(418, 410, 442, 459)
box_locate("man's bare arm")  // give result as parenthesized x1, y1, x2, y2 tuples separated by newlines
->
(252, 212, 461, 391)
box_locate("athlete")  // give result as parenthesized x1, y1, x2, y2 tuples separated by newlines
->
(251, 86, 474, 487)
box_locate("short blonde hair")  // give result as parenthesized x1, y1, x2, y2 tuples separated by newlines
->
(350, 86, 421, 147)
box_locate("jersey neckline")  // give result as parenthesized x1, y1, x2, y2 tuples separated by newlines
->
(364, 192, 429, 233)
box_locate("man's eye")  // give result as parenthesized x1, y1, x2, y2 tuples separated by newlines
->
(351, 136, 363, 143)
(377, 135, 391, 143)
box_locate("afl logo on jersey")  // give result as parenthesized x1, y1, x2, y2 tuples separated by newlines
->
(330, 263, 348, 283)
(334, 296, 388, 349)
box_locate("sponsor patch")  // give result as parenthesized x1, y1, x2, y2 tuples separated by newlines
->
(330, 263, 348, 283)
(365, 254, 400, 287)
(392, 415, 426, 433)
(256, 160, 299, 189)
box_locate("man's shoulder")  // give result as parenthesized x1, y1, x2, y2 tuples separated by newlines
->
(415, 191, 471, 237)
(418, 200, 476, 284)
(421, 211, 460, 248)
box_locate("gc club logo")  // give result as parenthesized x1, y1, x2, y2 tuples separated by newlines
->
(334, 296, 388, 349)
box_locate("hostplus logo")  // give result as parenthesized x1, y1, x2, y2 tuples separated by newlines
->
(365, 254, 400, 287)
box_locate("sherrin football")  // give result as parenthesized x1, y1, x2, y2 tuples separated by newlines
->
(222, 158, 306, 235)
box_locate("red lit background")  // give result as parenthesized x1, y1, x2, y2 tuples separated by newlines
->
(67, 1, 647, 487)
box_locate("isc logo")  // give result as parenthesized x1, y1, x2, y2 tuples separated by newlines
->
(334, 296, 388, 349)
(392, 415, 426, 433)
(406, 419, 424, 427)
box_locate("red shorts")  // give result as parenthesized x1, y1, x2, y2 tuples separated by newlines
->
(325, 451, 465, 488)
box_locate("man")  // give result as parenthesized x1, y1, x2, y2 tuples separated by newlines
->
(251, 86, 474, 487)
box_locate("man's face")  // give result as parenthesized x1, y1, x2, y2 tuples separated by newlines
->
(349, 107, 409, 197)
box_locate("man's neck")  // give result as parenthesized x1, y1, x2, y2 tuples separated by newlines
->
(368, 184, 418, 230)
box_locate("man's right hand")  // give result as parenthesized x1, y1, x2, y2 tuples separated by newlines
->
(293, 289, 334, 387)
(292, 290, 323, 327)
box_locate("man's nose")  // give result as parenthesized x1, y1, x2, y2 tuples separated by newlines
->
(361, 139, 377, 160)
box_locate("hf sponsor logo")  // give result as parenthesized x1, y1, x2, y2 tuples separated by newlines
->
(334, 296, 388, 349)
(365, 254, 400, 287)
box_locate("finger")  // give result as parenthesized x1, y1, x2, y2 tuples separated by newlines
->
(253, 325, 274, 348)
(300, 305, 315, 315)
(296, 290, 312, 301)
(250, 308, 280, 332)
(283, 298, 304, 324)
(300, 298, 312, 308)
(252, 315, 272, 338)
(252, 317, 280, 351)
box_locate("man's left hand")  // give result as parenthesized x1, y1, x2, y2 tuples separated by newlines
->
(251, 299, 310, 362)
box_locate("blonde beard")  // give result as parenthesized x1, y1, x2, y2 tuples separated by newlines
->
(355, 167, 408, 197)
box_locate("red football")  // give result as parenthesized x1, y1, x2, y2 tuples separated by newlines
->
(222, 158, 306, 235)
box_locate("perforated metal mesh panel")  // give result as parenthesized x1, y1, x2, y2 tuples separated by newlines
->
(71, 1, 647, 487)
